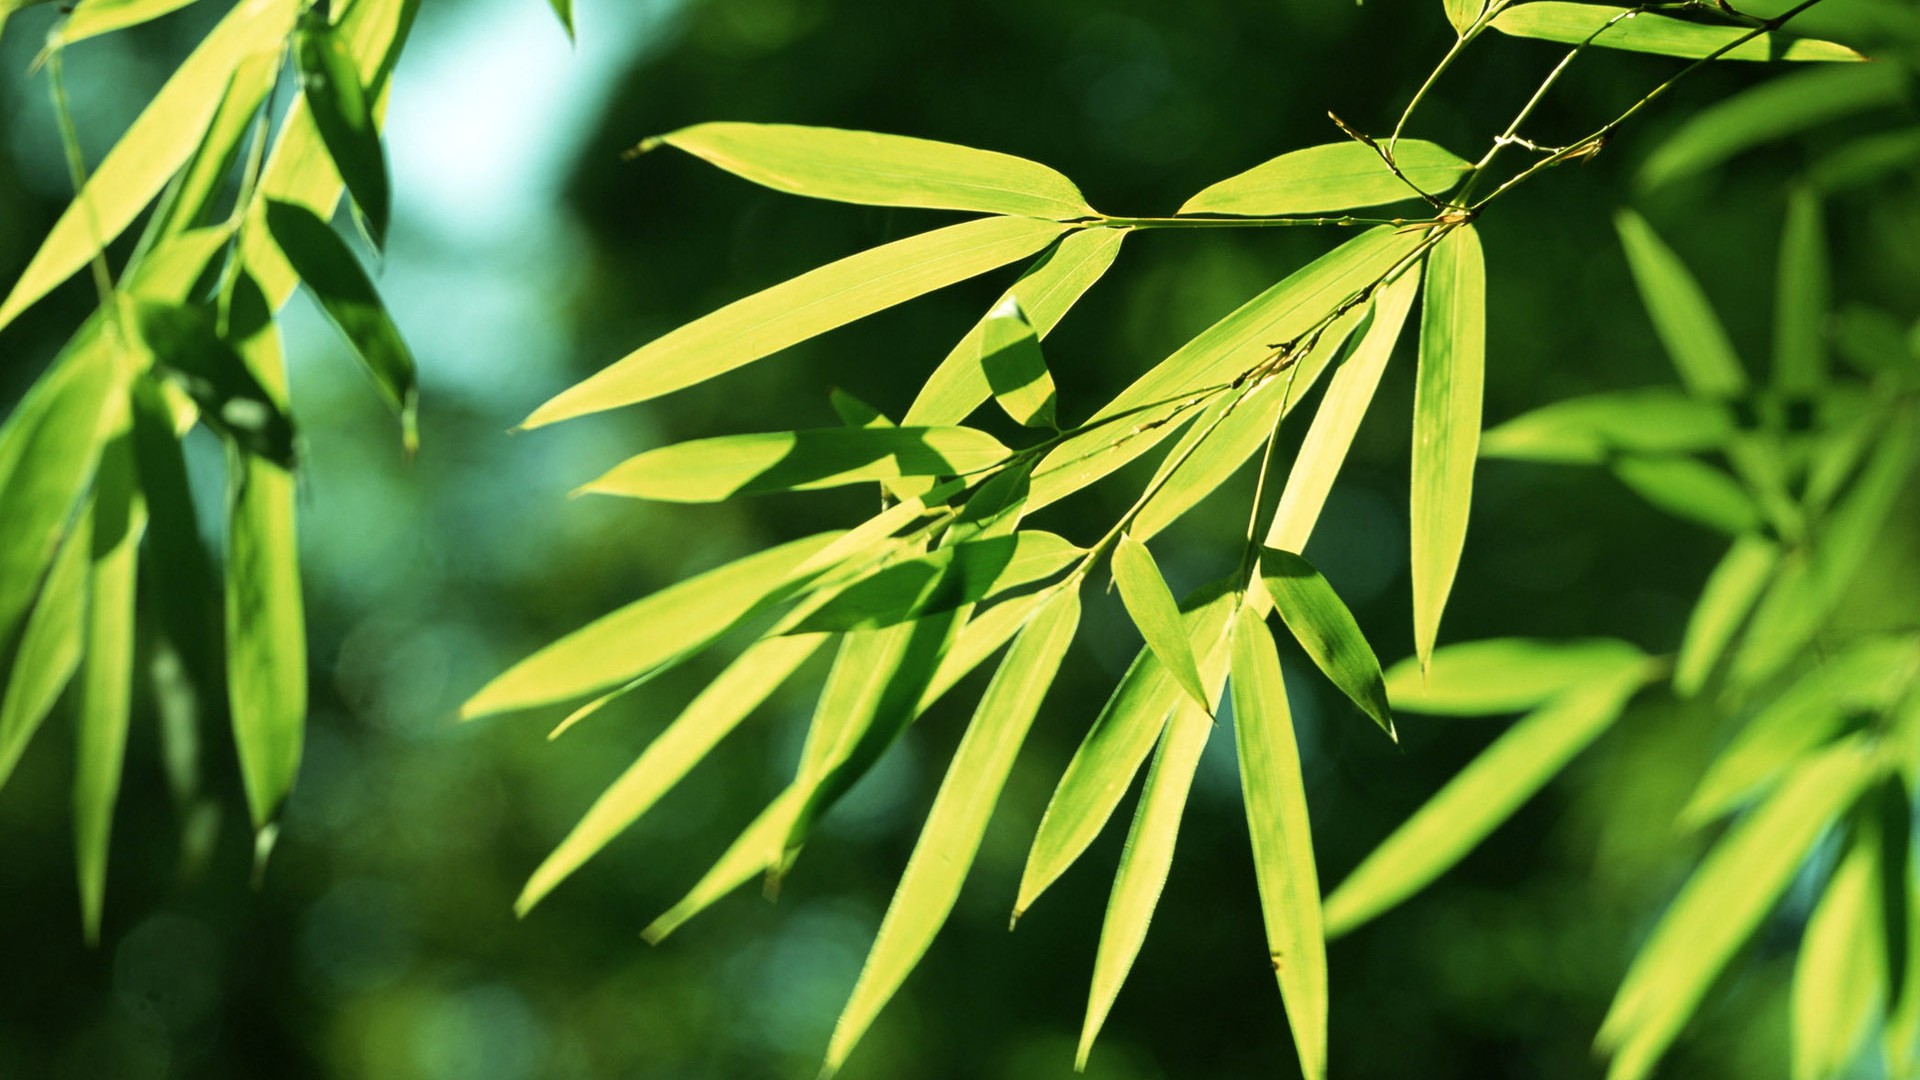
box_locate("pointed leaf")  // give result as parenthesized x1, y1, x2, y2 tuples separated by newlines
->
(1611, 455, 1762, 535)
(1491, 3, 1864, 61)
(1261, 548, 1394, 739)
(57, 0, 200, 45)
(1672, 533, 1779, 698)
(979, 297, 1058, 428)
(1383, 637, 1647, 716)
(1179, 141, 1470, 217)
(1791, 804, 1893, 1080)
(576, 426, 1009, 502)
(1410, 224, 1484, 669)
(0, 503, 90, 790)
(1615, 209, 1749, 398)
(1112, 534, 1209, 711)
(1639, 64, 1905, 189)
(791, 531, 1079, 634)
(546, 0, 572, 38)
(1480, 387, 1734, 464)
(295, 8, 392, 248)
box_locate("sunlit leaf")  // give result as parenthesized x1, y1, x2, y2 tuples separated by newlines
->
(1261, 548, 1394, 739)
(1611, 455, 1762, 535)
(1490, 3, 1864, 61)
(576, 426, 1009, 502)
(1480, 387, 1733, 464)
(135, 302, 296, 467)
(1791, 799, 1894, 1080)
(1383, 637, 1646, 716)
(825, 589, 1081, 1075)
(791, 531, 1078, 634)
(1112, 534, 1210, 711)
(1639, 64, 1905, 189)
(1410, 224, 1484, 670)
(0, 504, 90, 790)
(1615, 209, 1749, 398)
(1672, 533, 1779, 698)
(979, 297, 1059, 429)
(56, 0, 200, 46)
(142, 54, 280, 241)
(1444, 0, 1486, 34)
(1179, 141, 1470, 217)
(644, 122, 1094, 220)
(1228, 605, 1327, 1080)
(295, 7, 392, 248)
(1323, 663, 1648, 936)
(1773, 187, 1828, 398)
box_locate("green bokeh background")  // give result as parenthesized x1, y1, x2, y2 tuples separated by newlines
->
(1, 1, 1916, 1077)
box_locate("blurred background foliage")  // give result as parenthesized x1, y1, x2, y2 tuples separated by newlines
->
(0, 1, 1916, 1077)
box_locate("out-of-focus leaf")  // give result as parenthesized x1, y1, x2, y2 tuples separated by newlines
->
(1616, 210, 1749, 398)
(56, 0, 200, 46)
(979, 298, 1058, 429)
(1812, 129, 1920, 193)
(295, 8, 391, 248)
(1228, 605, 1326, 1080)
(546, 0, 572, 38)
(576, 427, 1009, 502)
(143, 53, 279, 241)
(0, 0, 293, 332)
(1384, 637, 1647, 716)
(1791, 801, 1894, 1080)
(644, 122, 1093, 219)
(1774, 188, 1828, 398)
(0, 507, 90, 790)
(1324, 663, 1648, 936)
(1267, 268, 1419, 552)
(1112, 534, 1209, 711)
(907, 227, 1125, 426)
(825, 590, 1080, 1075)
(517, 633, 829, 915)
(263, 200, 417, 450)
(463, 532, 843, 719)
(1832, 304, 1915, 380)
(1077, 694, 1213, 1070)
(1410, 224, 1484, 670)
(792, 532, 1078, 634)
(1260, 548, 1393, 739)
(1639, 64, 1906, 189)
(1611, 455, 1762, 536)
(135, 303, 296, 467)
(1480, 388, 1734, 464)
(1672, 533, 1779, 697)
(75, 428, 145, 944)
(1178, 141, 1470, 217)
(1015, 578, 1238, 920)
(1598, 740, 1882, 1080)
(1491, 3, 1864, 61)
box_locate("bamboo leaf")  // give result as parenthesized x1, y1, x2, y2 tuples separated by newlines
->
(295, 7, 392, 248)
(0, 501, 90, 790)
(1599, 740, 1882, 1080)
(1228, 605, 1327, 1080)
(0, 0, 294, 332)
(1078, 694, 1213, 1069)
(1615, 210, 1749, 397)
(462, 532, 843, 719)
(1112, 534, 1210, 712)
(1261, 548, 1394, 740)
(1445, 0, 1486, 34)
(263, 199, 418, 451)
(56, 0, 200, 46)
(135, 302, 296, 467)
(1672, 533, 1779, 698)
(517, 633, 829, 915)
(1267, 267, 1420, 553)
(1491, 3, 1864, 61)
(1774, 187, 1828, 398)
(1480, 387, 1734, 464)
(1179, 141, 1470, 217)
(979, 298, 1059, 429)
(916, 588, 1054, 712)
(1639, 64, 1906, 189)
(792, 532, 1079, 634)
(1323, 663, 1648, 937)
(1410, 224, 1484, 670)
(1382, 637, 1647, 716)
(576, 426, 1009, 502)
(646, 122, 1093, 220)
(1611, 455, 1762, 535)
(546, 0, 572, 38)
(1791, 802, 1893, 1080)
(825, 590, 1081, 1074)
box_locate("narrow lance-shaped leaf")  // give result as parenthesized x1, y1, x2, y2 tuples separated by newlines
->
(135, 303, 297, 468)
(1179, 141, 1470, 217)
(1112, 534, 1209, 711)
(1639, 64, 1906, 189)
(1228, 605, 1327, 1080)
(980, 297, 1058, 429)
(56, 0, 201, 47)
(1615, 210, 1749, 398)
(1383, 637, 1648, 716)
(546, 0, 572, 38)
(1671, 533, 1779, 698)
(1791, 801, 1894, 1080)
(1611, 455, 1762, 536)
(0, 503, 90, 791)
(1480, 387, 1734, 465)
(264, 199, 418, 451)
(1490, 3, 1864, 62)
(1774, 187, 1828, 399)
(295, 7, 392, 249)
(575, 426, 1009, 503)
(1323, 663, 1648, 936)
(643, 122, 1094, 219)
(824, 590, 1081, 1075)
(1261, 548, 1394, 740)
(791, 531, 1079, 634)
(1410, 224, 1484, 670)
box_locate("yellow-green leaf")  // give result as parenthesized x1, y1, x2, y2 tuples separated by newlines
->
(1639, 64, 1906, 189)
(979, 298, 1058, 429)
(1260, 548, 1394, 740)
(1791, 802, 1894, 1080)
(546, 0, 572, 38)
(0, 498, 90, 790)
(56, 0, 200, 46)
(1383, 636, 1647, 716)
(1480, 387, 1734, 465)
(1410, 224, 1484, 670)
(791, 531, 1079, 634)
(295, 8, 391, 248)
(1445, 0, 1486, 34)
(1491, 3, 1864, 61)
(576, 426, 1009, 502)
(1611, 455, 1762, 535)
(1179, 141, 1470, 217)
(1615, 209, 1749, 397)
(1112, 534, 1209, 712)
(1672, 533, 1779, 698)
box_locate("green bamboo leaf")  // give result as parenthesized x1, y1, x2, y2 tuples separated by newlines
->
(1382, 637, 1647, 716)
(463, 532, 842, 719)
(1410, 224, 1484, 671)
(791, 532, 1079, 634)
(1490, 3, 1864, 61)
(1267, 267, 1420, 553)
(1774, 187, 1828, 398)
(916, 588, 1053, 712)
(1672, 533, 1779, 698)
(1015, 577, 1239, 921)
(0, 503, 90, 790)
(828, 388, 891, 429)
(264, 199, 418, 451)
(1611, 455, 1762, 535)
(75, 426, 145, 944)
(1323, 663, 1648, 937)
(1639, 64, 1906, 189)
(1615, 209, 1749, 398)
(124, 226, 231, 304)
(643, 785, 811, 943)
(1445, 0, 1486, 34)
(142, 52, 281, 242)
(0, 0, 294, 332)
(1831, 304, 1914, 380)
(1791, 803, 1893, 1080)
(1228, 605, 1327, 1080)
(644, 122, 1093, 220)
(575, 427, 1009, 502)
(56, 0, 200, 46)
(1260, 548, 1394, 740)
(1480, 388, 1734, 465)
(906, 227, 1125, 426)
(1599, 740, 1882, 1080)
(1179, 141, 1470, 217)
(295, 8, 392, 249)
(1812, 129, 1920, 194)
(546, 0, 572, 38)
(1112, 534, 1209, 712)
(824, 590, 1081, 1075)
(134, 302, 297, 467)
(979, 298, 1059, 429)
(517, 633, 829, 915)
(1028, 227, 1426, 512)
(1879, 778, 1918, 1074)
(940, 461, 1033, 547)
